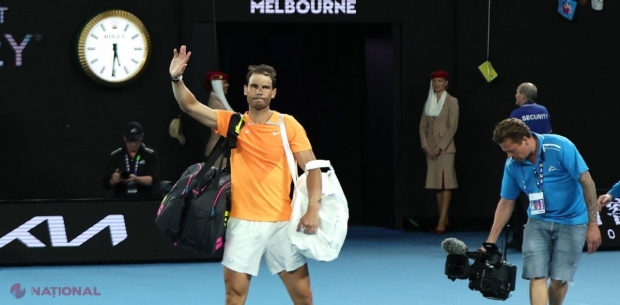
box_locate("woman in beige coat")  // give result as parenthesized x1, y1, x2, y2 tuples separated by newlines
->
(419, 70, 459, 234)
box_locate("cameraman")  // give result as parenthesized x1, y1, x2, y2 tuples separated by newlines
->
(103, 121, 160, 200)
(485, 119, 601, 305)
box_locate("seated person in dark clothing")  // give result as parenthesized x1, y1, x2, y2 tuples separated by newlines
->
(103, 121, 160, 200)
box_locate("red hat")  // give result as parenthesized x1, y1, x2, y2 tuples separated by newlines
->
(204, 71, 228, 91)
(430, 70, 449, 79)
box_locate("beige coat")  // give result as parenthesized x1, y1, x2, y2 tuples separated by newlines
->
(419, 95, 459, 153)
(419, 94, 459, 189)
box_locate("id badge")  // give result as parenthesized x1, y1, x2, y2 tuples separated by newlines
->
(529, 192, 545, 215)
(127, 182, 138, 194)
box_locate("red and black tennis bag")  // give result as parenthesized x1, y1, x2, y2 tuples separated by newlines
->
(155, 113, 244, 256)
(155, 163, 215, 244)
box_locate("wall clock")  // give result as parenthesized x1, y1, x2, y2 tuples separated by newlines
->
(76, 10, 152, 87)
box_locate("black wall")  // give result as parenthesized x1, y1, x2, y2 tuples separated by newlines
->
(445, 0, 620, 225)
(2, 0, 619, 229)
(0, 0, 189, 200)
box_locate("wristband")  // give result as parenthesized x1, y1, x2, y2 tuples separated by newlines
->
(171, 75, 183, 83)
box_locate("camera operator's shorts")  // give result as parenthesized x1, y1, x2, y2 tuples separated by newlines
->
(221, 217, 307, 277)
(522, 218, 587, 283)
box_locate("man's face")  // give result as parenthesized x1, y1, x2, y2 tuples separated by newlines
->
(244, 73, 276, 111)
(124, 136, 143, 153)
(500, 137, 531, 161)
(515, 85, 526, 106)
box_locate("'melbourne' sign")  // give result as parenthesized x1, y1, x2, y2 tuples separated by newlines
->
(250, 0, 357, 15)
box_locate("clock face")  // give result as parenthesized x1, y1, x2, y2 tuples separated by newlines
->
(77, 10, 151, 86)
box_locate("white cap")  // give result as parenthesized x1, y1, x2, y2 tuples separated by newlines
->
(592, 0, 603, 11)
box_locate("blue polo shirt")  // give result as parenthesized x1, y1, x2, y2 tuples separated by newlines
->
(500, 133, 588, 224)
(510, 101, 552, 134)
(609, 182, 620, 199)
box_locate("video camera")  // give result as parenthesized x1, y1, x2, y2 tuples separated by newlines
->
(442, 237, 517, 301)
(121, 170, 131, 179)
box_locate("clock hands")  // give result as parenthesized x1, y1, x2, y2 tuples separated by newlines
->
(112, 43, 121, 77)
(79, 12, 150, 86)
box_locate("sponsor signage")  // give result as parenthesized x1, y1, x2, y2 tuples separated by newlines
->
(250, 0, 357, 15)
(599, 198, 620, 248)
(0, 199, 218, 266)
(0, 7, 42, 68)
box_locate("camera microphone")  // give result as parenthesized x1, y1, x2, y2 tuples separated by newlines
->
(441, 237, 468, 255)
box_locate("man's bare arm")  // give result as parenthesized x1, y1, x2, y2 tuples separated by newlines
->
(208, 96, 227, 111)
(579, 171, 598, 224)
(486, 198, 516, 244)
(170, 46, 217, 129)
(294, 150, 322, 208)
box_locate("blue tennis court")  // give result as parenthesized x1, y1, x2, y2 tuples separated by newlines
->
(1, 227, 616, 305)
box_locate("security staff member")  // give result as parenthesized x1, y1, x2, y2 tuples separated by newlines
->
(510, 83, 551, 134)
(103, 121, 160, 200)
(507, 82, 552, 250)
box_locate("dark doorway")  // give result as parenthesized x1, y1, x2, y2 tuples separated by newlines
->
(190, 22, 397, 227)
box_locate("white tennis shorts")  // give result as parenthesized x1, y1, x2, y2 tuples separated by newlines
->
(221, 217, 306, 276)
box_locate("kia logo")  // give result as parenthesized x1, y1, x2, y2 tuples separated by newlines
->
(0, 215, 128, 248)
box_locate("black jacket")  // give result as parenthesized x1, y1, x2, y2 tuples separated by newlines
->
(103, 143, 160, 200)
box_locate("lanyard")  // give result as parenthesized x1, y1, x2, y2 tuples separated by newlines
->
(522, 154, 544, 193)
(534, 160, 543, 192)
(125, 154, 141, 175)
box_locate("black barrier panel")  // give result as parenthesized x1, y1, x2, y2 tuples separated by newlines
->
(596, 195, 620, 251)
(403, 190, 620, 251)
(0, 199, 220, 266)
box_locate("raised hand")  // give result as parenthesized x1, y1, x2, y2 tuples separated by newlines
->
(170, 45, 192, 78)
